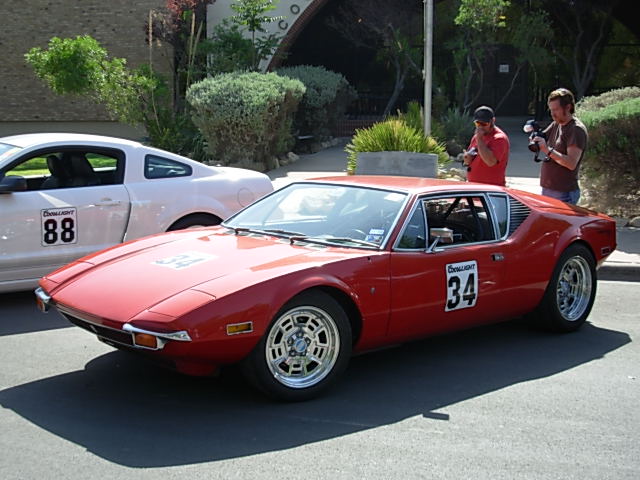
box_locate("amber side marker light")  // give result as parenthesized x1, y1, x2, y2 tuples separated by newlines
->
(226, 322, 253, 335)
(133, 333, 158, 349)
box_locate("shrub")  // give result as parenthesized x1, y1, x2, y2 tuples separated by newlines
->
(276, 65, 356, 140)
(577, 95, 640, 217)
(395, 100, 446, 146)
(576, 86, 640, 112)
(439, 107, 474, 152)
(187, 71, 306, 169)
(396, 100, 424, 133)
(345, 118, 449, 173)
(206, 20, 253, 74)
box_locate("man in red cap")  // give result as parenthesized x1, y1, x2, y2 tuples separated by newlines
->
(462, 106, 510, 186)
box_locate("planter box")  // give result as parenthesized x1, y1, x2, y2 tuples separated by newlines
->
(356, 151, 438, 178)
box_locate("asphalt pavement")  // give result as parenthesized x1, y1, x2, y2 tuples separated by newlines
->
(267, 116, 639, 282)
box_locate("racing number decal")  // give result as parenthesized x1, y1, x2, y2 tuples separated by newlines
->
(41, 208, 78, 246)
(153, 252, 217, 270)
(445, 260, 478, 312)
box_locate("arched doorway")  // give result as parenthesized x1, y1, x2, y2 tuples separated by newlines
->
(275, 0, 425, 122)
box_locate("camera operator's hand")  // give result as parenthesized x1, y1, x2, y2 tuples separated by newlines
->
(474, 127, 485, 141)
(533, 135, 548, 152)
(462, 150, 474, 165)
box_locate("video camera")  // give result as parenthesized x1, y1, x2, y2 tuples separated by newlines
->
(455, 147, 477, 172)
(523, 119, 548, 162)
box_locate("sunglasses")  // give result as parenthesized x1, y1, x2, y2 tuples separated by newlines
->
(474, 120, 490, 127)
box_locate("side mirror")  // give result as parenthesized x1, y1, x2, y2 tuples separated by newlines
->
(427, 227, 454, 252)
(0, 175, 27, 194)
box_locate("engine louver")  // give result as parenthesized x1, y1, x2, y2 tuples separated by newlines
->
(508, 197, 531, 235)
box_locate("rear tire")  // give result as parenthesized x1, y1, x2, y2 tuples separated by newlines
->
(242, 291, 352, 401)
(168, 213, 221, 231)
(531, 244, 596, 332)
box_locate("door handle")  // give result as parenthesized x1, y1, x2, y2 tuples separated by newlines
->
(492, 253, 505, 262)
(93, 198, 122, 207)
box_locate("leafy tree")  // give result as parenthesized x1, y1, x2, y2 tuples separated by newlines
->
(452, 0, 510, 111)
(542, 0, 622, 99)
(229, 0, 283, 70)
(25, 36, 153, 125)
(207, 19, 254, 73)
(148, 0, 213, 110)
(25, 35, 205, 159)
(326, 0, 423, 117)
(494, 4, 553, 111)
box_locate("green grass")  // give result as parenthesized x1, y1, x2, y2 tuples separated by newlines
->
(9, 155, 116, 177)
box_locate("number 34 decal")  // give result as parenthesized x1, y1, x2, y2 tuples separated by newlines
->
(41, 208, 77, 246)
(445, 260, 478, 312)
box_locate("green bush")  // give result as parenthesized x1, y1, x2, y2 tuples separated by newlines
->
(577, 95, 640, 217)
(396, 100, 424, 133)
(187, 71, 306, 168)
(576, 86, 640, 112)
(345, 118, 449, 173)
(205, 19, 254, 74)
(439, 107, 474, 152)
(276, 65, 356, 140)
(395, 100, 446, 145)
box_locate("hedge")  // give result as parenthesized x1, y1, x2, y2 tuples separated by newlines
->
(277, 65, 356, 140)
(186, 71, 306, 169)
(577, 92, 640, 217)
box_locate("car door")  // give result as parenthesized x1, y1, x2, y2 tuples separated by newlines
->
(0, 148, 130, 285)
(388, 193, 509, 342)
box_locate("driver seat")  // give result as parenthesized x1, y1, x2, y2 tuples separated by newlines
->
(68, 153, 100, 186)
(41, 154, 72, 189)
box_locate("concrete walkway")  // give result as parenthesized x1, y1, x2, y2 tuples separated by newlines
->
(267, 116, 639, 281)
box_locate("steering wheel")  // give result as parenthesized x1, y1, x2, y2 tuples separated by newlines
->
(344, 228, 367, 239)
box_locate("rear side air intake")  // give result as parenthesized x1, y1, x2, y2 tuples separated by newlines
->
(509, 197, 531, 235)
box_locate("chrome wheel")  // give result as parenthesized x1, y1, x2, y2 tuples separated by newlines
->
(265, 305, 340, 389)
(555, 255, 593, 322)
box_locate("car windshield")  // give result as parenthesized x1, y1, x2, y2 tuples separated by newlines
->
(224, 182, 408, 248)
(0, 143, 23, 164)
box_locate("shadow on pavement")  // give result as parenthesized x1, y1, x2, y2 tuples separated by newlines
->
(0, 320, 630, 468)
(0, 291, 69, 336)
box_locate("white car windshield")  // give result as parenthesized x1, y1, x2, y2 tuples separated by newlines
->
(0, 143, 22, 164)
(224, 183, 408, 248)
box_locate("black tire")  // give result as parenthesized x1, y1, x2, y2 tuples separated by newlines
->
(531, 243, 597, 332)
(167, 213, 221, 231)
(241, 291, 352, 401)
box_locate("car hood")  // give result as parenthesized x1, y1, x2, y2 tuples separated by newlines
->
(44, 228, 369, 322)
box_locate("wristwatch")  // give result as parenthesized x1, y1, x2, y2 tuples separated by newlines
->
(548, 147, 555, 156)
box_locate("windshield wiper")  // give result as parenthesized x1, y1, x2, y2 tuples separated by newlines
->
(230, 227, 305, 238)
(293, 235, 379, 248)
(263, 228, 306, 237)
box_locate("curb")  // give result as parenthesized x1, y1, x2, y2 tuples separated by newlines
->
(598, 263, 640, 282)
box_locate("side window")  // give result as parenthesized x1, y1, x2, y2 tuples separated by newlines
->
(4, 149, 122, 191)
(425, 195, 495, 245)
(488, 194, 509, 238)
(397, 201, 426, 249)
(145, 155, 192, 179)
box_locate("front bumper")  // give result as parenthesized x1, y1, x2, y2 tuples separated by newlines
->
(34, 287, 192, 351)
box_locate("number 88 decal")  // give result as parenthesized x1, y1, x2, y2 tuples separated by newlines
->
(41, 208, 77, 246)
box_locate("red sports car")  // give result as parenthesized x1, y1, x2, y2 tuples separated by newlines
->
(36, 177, 617, 401)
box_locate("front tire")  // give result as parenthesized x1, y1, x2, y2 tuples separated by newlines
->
(167, 213, 221, 231)
(532, 244, 597, 332)
(242, 291, 352, 401)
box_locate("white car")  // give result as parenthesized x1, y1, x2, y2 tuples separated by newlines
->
(0, 133, 273, 293)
